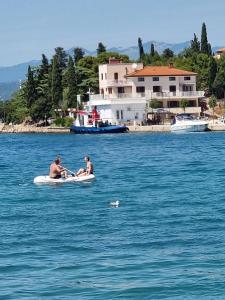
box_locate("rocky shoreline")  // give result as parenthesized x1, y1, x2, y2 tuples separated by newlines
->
(0, 124, 70, 133)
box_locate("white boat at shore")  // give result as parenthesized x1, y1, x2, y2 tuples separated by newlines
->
(171, 113, 208, 133)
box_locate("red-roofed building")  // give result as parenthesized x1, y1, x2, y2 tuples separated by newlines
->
(86, 59, 205, 124)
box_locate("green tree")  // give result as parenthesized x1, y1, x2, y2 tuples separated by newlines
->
(208, 95, 217, 122)
(138, 37, 145, 60)
(162, 48, 174, 59)
(74, 47, 85, 64)
(208, 57, 217, 94)
(36, 54, 49, 98)
(55, 47, 67, 70)
(180, 99, 188, 112)
(201, 22, 209, 54)
(65, 56, 77, 108)
(97, 42, 106, 55)
(26, 65, 37, 108)
(149, 99, 162, 110)
(213, 54, 225, 98)
(191, 33, 200, 53)
(51, 55, 63, 109)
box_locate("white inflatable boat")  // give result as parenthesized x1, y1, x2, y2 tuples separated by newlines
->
(34, 174, 95, 185)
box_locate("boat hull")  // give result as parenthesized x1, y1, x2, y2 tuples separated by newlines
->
(171, 123, 208, 132)
(70, 125, 128, 134)
(34, 174, 95, 185)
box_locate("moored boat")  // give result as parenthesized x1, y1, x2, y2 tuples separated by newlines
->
(70, 108, 128, 134)
(171, 113, 208, 132)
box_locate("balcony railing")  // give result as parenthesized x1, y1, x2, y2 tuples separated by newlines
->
(105, 79, 132, 86)
(90, 91, 205, 101)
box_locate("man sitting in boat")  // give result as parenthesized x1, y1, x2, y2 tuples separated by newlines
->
(49, 157, 67, 179)
(76, 156, 94, 177)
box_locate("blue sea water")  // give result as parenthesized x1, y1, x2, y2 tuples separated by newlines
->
(1, 132, 225, 299)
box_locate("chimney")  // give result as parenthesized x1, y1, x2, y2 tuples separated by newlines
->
(168, 63, 174, 68)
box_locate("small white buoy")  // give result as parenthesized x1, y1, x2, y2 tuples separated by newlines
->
(110, 200, 120, 207)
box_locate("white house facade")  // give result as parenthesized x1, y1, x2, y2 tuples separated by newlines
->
(86, 58, 205, 124)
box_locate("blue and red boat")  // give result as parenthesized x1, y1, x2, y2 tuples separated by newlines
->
(70, 108, 128, 134)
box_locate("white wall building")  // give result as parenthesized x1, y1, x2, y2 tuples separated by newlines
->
(87, 58, 205, 124)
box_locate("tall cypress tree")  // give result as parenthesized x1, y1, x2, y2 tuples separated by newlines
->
(150, 43, 155, 56)
(74, 47, 85, 64)
(138, 37, 145, 60)
(97, 42, 106, 55)
(37, 54, 49, 97)
(51, 55, 63, 108)
(26, 65, 37, 108)
(201, 22, 209, 54)
(191, 33, 200, 53)
(66, 56, 77, 108)
(55, 47, 67, 70)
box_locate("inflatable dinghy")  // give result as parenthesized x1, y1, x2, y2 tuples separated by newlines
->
(34, 174, 95, 185)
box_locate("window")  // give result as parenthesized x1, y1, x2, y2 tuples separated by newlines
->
(138, 77, 145, 82)
(136, 86, 145, 93)
(153, 86, 161, 93)
(169, 77, 176, 81)
(183, 85, 193, 91)
(114, 73, 118, 80)
(184, 76, 191, 80)
(101, 73, 103, 80)
(153, 77, 159, 81)
(121, 110, 124, 119)
(116, 110, 120, 120)
(127, 107, 131, 111)
(169, 85, 176, 92)
(118, 87, 125, 94)
(168, 101, 179, 108)
(105, 73, 107, 79)
(108, 88, 112, 94)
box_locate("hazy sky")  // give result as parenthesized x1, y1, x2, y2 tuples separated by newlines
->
(0, 0, 224, 66)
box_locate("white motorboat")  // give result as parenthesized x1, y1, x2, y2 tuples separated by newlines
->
(171, 113, 208, 132)
(34, 174, 95, 185)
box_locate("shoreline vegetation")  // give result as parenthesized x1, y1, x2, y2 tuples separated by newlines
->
(0, 23, 225, 126)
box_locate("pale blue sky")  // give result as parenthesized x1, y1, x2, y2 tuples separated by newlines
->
(0, 0, 224, 66)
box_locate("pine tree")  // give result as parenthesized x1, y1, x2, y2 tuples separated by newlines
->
(74, 47, 85, 64)
(26, 65, 37, 108)
(150, 43, 155, 56)
(138, 37, 145, 60)
(162, 48, 174, 58)
(51, 55, 63, 108)
(191, 33, 200, 53)
(66, 56, 77, 108)
(201, 22, 209, 54)
(55, 47, 67, 70)
(97, 42, 106, 55)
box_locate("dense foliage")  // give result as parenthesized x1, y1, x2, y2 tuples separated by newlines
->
(1, 23, 225, 124)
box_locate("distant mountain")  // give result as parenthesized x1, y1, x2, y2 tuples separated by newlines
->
(0, 41, 223, 99)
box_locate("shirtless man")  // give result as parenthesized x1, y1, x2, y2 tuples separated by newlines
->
(49, 157, 66, 179)
(76, 156, 94, 177)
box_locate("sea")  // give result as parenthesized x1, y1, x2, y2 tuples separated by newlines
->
(1, 132, 225, 299)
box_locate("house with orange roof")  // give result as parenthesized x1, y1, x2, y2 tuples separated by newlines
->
(214, 48, 225, 59)
(87, 58, 205, 124)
